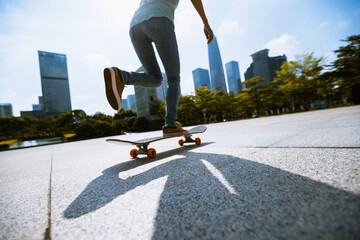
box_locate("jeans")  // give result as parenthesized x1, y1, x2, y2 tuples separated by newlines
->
(120, 17, 181, 127)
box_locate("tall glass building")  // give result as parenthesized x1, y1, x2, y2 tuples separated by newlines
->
(225, 61, 242, 94)
(192, 68, 211, 90)
(208, 36, 227, 92)
(127, 95, 136, 110)
(38, 51, 72, 115)
(121, 99, 129, 109)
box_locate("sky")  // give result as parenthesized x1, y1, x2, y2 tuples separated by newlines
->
(0, 0, 359, 116)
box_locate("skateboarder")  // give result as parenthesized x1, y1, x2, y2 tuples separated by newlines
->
(103, 0, 213, 135)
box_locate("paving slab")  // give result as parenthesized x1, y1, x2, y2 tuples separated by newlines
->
(151, 149, 360, 239)
(0, 106, 359, 239)
(0, 147, 53, 240)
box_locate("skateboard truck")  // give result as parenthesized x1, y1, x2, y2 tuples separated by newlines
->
(178, 135, 201, 147)
(130, 144, 157, 159)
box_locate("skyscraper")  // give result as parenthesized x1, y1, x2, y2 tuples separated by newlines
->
(134, 66, 159, 121)
(127, 95, 136, 110)
(192, 68, 211, 90)
(208, 36, 227, 92)
(121, 98, 129, 109)
(38, 51, 72, 115)
(0, 103, 13, 117)
(244, 49, 287, 87)
(225, 61, 242, 94)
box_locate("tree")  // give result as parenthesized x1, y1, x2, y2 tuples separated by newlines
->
(177, 95, 199, 126)
(327, 34, 360, 103)
(113, 120, 126, 135)
(114, 109, 137, 120)
(275, 53, 324, 110)
(194, 87, 215, 124)
(135, 117, 149, 132)
(94, 120, 113, 137)
(149, 97, 165, 120)
(75, 120, 97, 139)
(92, 113, 113, 124)
(240, 76, 266, 116)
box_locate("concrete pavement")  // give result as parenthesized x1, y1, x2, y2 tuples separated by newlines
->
(1, 106, 359, 239)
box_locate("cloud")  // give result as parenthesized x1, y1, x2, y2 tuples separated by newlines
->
(356, 8, 360, 15)
(217, 19, 244, 36)
(320, 22, 329, 28)
(336, 19, 351, 28)
(86, 54, 111, 68)
(175, 1, 203, 38)
(74, 94, 93, 101)
(0, 90, 17, 100)
(264, 34, 299, 60)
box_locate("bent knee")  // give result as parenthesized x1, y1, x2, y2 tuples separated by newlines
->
(153, 75, 163, 87)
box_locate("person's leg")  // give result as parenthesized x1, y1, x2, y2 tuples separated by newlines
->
(103, 20, 163, 111)
(120, 22, 163, 87)
(147, 18, 181, 127)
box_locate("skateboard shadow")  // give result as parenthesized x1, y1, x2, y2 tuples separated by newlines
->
(63, 150, 360, 238)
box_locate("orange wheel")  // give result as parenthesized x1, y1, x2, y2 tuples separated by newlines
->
(195, 137, 201, 145)
(178, 139, 184, 146)
(130, 149, 138, 158)
(147, 148, 156, 159)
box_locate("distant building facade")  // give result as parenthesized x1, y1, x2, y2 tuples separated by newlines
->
(121, 95, 136, 111)
(127, 95, 136, 110)
(192, 68, 211, 90)
(121, 99, 129, 109)
(244, 49, 287, 87)
(208, 36, 227, 92)
(134, 66, 159, 120)
(20, 96, 45, 118)
(38, 50, 72, 115)
(225, 61, 242, 94)
(32, 96, 44, 112)
(0, 103, 13, 117)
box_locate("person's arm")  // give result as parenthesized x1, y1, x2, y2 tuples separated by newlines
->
(190, 0, 213, 44)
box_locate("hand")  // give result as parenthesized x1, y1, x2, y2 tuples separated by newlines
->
(204, 24, 213, 44)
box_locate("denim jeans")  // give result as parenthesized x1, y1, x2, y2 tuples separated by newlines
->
(120, 17, 181, 127)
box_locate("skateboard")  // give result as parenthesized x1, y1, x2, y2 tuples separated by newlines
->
(106, 125, 207, 159)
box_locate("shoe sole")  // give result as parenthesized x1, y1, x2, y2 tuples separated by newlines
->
(104, 67, 123, 111)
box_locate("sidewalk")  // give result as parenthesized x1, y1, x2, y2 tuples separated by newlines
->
(1, 106, 359, 239)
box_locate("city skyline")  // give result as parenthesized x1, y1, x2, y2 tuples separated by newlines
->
(1, 0, 359, 116)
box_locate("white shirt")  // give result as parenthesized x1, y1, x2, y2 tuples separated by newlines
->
(130, 0, 179, 29)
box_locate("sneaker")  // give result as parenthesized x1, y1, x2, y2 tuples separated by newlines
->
(162, 122, 188, 136)
(103, 67, 124, 111)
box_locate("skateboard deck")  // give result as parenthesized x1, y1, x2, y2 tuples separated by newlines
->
(106, 125, 207, 159)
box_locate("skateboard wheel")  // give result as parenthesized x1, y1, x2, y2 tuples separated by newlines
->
(130, 149, 138, 158)
(147, 148, 156, 159)
(195, 137, 201, 145)
(178, 139, 184, 146)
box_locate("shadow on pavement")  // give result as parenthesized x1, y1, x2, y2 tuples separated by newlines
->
(63, 149, 360, 239)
